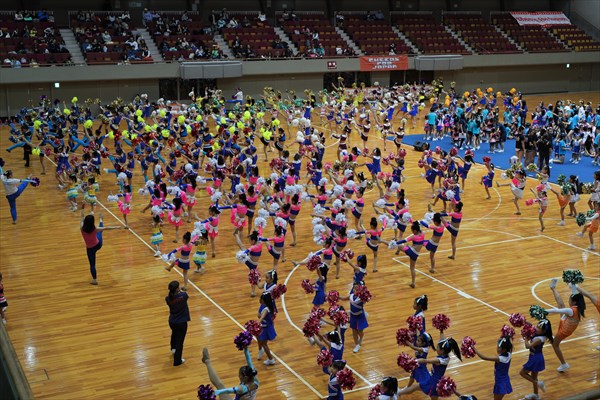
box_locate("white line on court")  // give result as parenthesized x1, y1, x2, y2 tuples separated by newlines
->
(463, 187, 502, 226)
(540, 234, 600, 257)
(531, 277, 600, 308)
(44, 157, 325, 398)
(282, 263, 374, 387)
(392, 236, 541, 258)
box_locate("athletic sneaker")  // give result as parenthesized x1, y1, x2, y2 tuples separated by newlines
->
(353, 344, 361, 353)
(264, 359, 276, 365)
(557, 220, 565, 226)
(557, 363, 570, 372)
(257, 348, 265, 360)
(538, 380, 546, 392)
(575, 232, 583, 237)
(588, 244, 596, 250)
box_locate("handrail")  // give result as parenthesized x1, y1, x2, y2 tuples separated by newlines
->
(0, 321, 34, 400)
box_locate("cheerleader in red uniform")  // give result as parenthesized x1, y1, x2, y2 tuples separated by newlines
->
(167, 197, 185, 243)
(230, 194, 249, 236)
(196, 205, 221, 258)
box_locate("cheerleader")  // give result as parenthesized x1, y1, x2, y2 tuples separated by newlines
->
(234, 231, 263, 297)
(193, 230, 208, 274)
(201, 346, 259, 399)
(150, 214, 163, 257)
(456, 154, 473, 191)
(547, 278, 586, 372)
(167, 197, 185, 242)
(332, 227, 348, 279)
(520, 319, 552, 399)
(262, 225, 286, 270)
(481, 162, 495, 200)
(413, 294, 428, 331)
(391, 221, 425, 288)
(420, 213, 445, 274)
(393, 127, 405, 152)
(327, 360, 346, 400)
(229, 195, 249, 236)
(496, 169, 526, 215)
(359, 118, 371, 149)
(340, 280, 369, 353)
(567, 175, 580, 217)
(316, 330, 344, 375)
(257, 292, 277, 365)
(164, 231, 197, 291)
(397, 336, 462, 398)
(473, 337, 513, 400)
(82, 176, 99, 214)
(180, 177, 197, 223)
(587, 171, 600, 210)
(116, 191, 132, 228)
(362, 148, 382, 180)
(196, 205, 221, 258)
(312, 264, 329, 309)
(288, 194, 302, 246)
(345, 254, 367, 284)
(351, 187, 366, 235)
(549, 185, 570, 226)
(355, 217, 383, 272)
(66, 174, 79, 211)
(407, 332, 435, 387)
(528, 187, 548, 232)
(439, 201, 463, 260)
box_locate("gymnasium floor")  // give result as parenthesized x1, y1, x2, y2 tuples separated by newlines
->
(0, 91, 598, 399)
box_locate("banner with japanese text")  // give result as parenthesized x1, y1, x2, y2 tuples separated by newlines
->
(510, 12, 571, 26)
(359, 55, 408, 71)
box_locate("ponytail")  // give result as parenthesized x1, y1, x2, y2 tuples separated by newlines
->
(438, 337, 462, 361)
(168, 280, 179, 300)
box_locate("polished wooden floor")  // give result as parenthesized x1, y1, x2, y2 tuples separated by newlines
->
(1, 92, 598, 399)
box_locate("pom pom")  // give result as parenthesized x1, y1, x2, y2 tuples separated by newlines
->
(508, 313, 526, 328)
(346, 229, 357, 239)
(253, 217, 267, 230)
(332, 185, 344, 198)
(436, 376, 456, 397)
(304, 254, 321, 273)
(326, 290, 340, 306)
(396, 328, 414, 346)
(244, 320, 262, 337)
(500, 324, 515, 338)
(354, 284, 372, 303)
(529, 305, 548, 321)
(374, 199, 386, 208)
(162, 253, 176, 263)
(269, 203, 280, 213)
(236, 250, 250, 263)
(248, 269, 260, 286)
(368, 384, 382, 400)
(339, 249, 354, 262)
(301, 279, 315, 294)
(316, 348, 333, 367)
(313, 204, 326, 216)
(556, 174, 567, 186)
(274, 217, 287, 228)
(525, 199, 535, 206)
(562, 269, 584, 284)
(432, 314, 451, 332)
(402, 212, 412, 222)
(233, 330, 253, 350)
(271, 283, 287, 300)
(526, 163, 538, 172)
(460, 336, 476, 358)
(151, 205, 163, 216)
(107, 194, 119, 203)
(482, 156, 491, 164)
(332, 199, 343, 210)
(521, 322, 537, 340)
(197, 384, 217, 400)
(210, 190, 222, 203)
(406, 316, 423, 332)
(331, 308, 349, 326)
(29, 177, 41, 187)
(388, 240, 399, 249)
(336, 368, 356, 390)
(397, 352, 419, 373)
(302, 315, 320, 337)
(344, 200, 356, 210)
(576, 212, 587, 226)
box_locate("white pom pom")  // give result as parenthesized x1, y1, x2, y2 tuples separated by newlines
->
(402, 212, 412, 223)
(501, 173, 508, 180)
(254, 217, 267, 229)
(313, 204, 326, 215)
(445, 190, 455, 200)
(296, 133, 305, 143)
(270, 173, 279, 182)
(377, 214, 387, 224)
(423, 212, 434, 225)
(258, 209, 270, 219)
(257, 177, 265, 185)
(162, 253, 176, 263)
(275, 217, 287, 228)
(332, 199, 343, 210)
(194, 221, 205, 231)
(347, 229, 357, 239)
(344, 200, 355, 210)
(284, 185, 297, 196)
(312, 217, 323, 226)
(314, 236, 325, 245)
(390, 182, 400, 192)
(145, 180, 155, 188)
(167, 186, 181, 196)
(388, 240, 399, 249)
(332, 185, 344, 197)
(235, 183, 245, 194)
(196, 175, 207, 184)
(236, 250, 250, 263)
(107, 194, 119, 202)
(301, 191, 311, 201)
(117, 172, 127, 182)
(151, 205, 162, 215)
(386, 216, 396, 228)
(138, 188, 149, 196)
(188, 91, 195, 98)
(185, 163, 193, 173)
(375, 199, 386, 208)
(318, 178, 328, 187)
(345, 180, 356, 190)
(335, 213, 346, 223)
(242, 158, 253, 166)
(191, 228, 202, 238)
(292, 118, 299, 126)
(210, 191, 222, 203)
(269, 203, 280, 213)
(313, 224, 326, 237)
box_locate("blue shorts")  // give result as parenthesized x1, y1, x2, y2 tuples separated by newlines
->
(245, 260, 258, 270)
(404, 246, 419, 261)
(177, 260, 190, 270)
(352, 208, 362, 219)
(425, 241, 438, 253)
(446, 224, 459, 237)
(366, 240, 379, 252)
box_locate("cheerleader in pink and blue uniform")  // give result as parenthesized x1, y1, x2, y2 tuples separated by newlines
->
(261, 225, 286, 270)
(481, 161, 495, 200)
(257, 292, 277, 366)
(420, 213, 445, 274)
(520, 319, 552, 399)
(234, 231, 263, 297)
(167, 197, 185, 243)
(197, 205, 221, 258)
(354, 217, 384, 272)
(164, 231, 198, 291)
(390, 222, 425, 288)
(439, 200, 463, 260)
(288, 194, 302, 246)
(473, 336, 513, 400)
(340, 280, 369, 353)
(332, 227, 348, 279)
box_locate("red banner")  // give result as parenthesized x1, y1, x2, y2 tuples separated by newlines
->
(359, 55, 408, 71)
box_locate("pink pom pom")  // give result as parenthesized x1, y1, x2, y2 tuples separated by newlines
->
(326, 290, 340, 306)
(417, 159, 425, 168)
(197, 384, 217, 400)
(248, 269, 260, 286)
(339, 249, 354, 262)
(306, 254, 322, 271)
(398, 148, 407, 158)
(331, 309, 349, 326)
(362, 147, 370, 156)
(521, 323, 537, 340)
(396, 328, 414, 346)
(302, 316, 321, 337)
(432, 313, 451, 332)
(406, 315, 424, 332)
(482, 156, 491, 164)
(310, 307, 326, 320)
(435, 146, 442, 154)
(382, 157, 390, 166)
(465, 149, 474, 157)
(508, 313, 526, 328)
(449, 147, 458, 156)
(436, 376, 457, 397)
(336, 368, 356, 390)
(244, 320, 261, 337)
(535, 184, 545, 192)
(368, 384, 382, 400)
(354, 284, 372, 303)
(397, 352, 419, 373)
(301, 279, 315, 294)
(525, 198, 535, 206)
(271, 283, 287, 300)
(460, 336, 477, 358)
(316, 348, 333, 367)
(500, 324, 515, 338)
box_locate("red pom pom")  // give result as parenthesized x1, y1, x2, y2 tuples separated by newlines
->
(521, 322, 537, 340)
(316, 348, 333, 367)
(310, 307, 326, 320)
(336, 368, 356, 390)
(302, 316, 321, 337)
(339, 249, 354, 262)
(306, 255, 322, 271)
(248, 269, 260, 286)
(465, 149, 474, 157)
(437, 163, 447, 172)
(271, 284, 287, 300)
(362, 147, 370, 156)
(525, 198, 535, 206)
(174, 149, 182, 158)
(417, 159, 425, 168)
(406, 316, 424, 332)
(368, 384, 382, 400)
(449, 147, 458, 157)
(460, 336, 477, 358)
(432, 314, 451, 332)
(326, 290, 340, 306)
(332, 309, 349, 326)
(482, 156, 491, 164)
(244, 320, 261, 337)
(500, 324, 515, 338)
(435, 146, 442, 154)
(354, 285, 372, 303)
(397, 352, 419, 373)
(396, 328, 414, 346)
(508, 313, 526, 328)
(301, 279, 315, 294)
(436, 376, 457, 397)
(382, 157, 390, 166)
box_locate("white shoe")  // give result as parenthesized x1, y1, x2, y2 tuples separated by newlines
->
(557, 363, 570, 372)
(557, 220, 565, 226)
(588, 244, 596, 250)
(575, 232, 583, 237)
(353, 344, 361, 353)
(522, 394, 539, 400)
(257, 349, 265, 360)
(307, 336, 315, 345)
(264, 358, 276, 365)
(538, 380, 546, 392)
(154, 251, 161, 257)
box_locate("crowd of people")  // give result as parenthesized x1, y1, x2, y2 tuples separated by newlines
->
(2, 79, 599, 399)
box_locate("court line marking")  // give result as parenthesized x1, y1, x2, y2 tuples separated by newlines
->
(531, 277, 600, 308)
(333, 332, 600, 396)
(540, 234, 600, 257)
(281, 263, 374, 387)
(463, 187, 502, 227)
(43, 157, 325, 398)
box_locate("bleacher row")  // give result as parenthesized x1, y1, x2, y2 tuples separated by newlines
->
(1, 10, 598, 67)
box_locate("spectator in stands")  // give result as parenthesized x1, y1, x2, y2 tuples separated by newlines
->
(14, 11, 23, 21)
(316, 43, 325, 57)
(37, 9, 49, 22)
(242, 16, 251, 28)
(143, 9, 153, 26)
(335, 45, 343, 56)
(335, 13, 345, 26)
(81, 39, 92, 53)
(125, 37, 138, 51)
(30, 58, 39, 67)
(389, 43, 397, 55)
(227, 17, 240, 29)
(126, 45, 139, 61)
(374, 10, 385, 20)
(244, 44, 256, 58)
(121, 11, 131, 23)
(210, 45, 222, 59)
(141, 46, 151, 61)
(257, 12, 267, 27)
(101, 30, 112, 44)
(281, 10, 291, 22)
(10, 57, 22, 68)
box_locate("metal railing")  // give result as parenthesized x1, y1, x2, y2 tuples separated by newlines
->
(0, 322, 34, 400)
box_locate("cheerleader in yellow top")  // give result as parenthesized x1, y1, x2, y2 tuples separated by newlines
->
(82, 176, 99, 214)
(151, 214, 163, 257)
(66, 174, 80, 211)
(193, 230, 209, 274)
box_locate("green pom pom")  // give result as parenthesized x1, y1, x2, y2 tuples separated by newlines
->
(561, 183, 571, 195)
(576, 213, 587, 226)
(557, 174, 566, 186)
(135, 109, 142, 117)
(586, 210, 595, 217)
(529, 305, 548, 321)
(562, 269, 584, 285)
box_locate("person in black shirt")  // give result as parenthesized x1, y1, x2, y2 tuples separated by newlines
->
(166, 280, 190, 366)
(536, 130, 552, 171)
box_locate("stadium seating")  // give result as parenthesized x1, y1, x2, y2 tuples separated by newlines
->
(219, 11, 289, 58)
(546, 24, 600, 52)
(393, 13, 470, 55)
(492, 13, 568, 53)
(279, 12, 348, 57)
(442, 13, 521, 54)
(338, 13, 413, 55)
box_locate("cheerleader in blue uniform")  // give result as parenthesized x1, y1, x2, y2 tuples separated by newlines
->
(397, 336, 462, 398)
(520, 319, 552, 399)
(317, 330, 344, 374)
(340, 281, 369, 353)
(473, 336, 513, 400)
(481, 162, 495, 200)
(327, 360, 346, 400)
(456, 154, 473, 190)
(345, 254, 367, 283)
(312, 264, 328, 308)
(407, 332, 435, 386)
(257, 292, 277, 366)
(377, 376, 399, 400)
(423, 160, 439, 193)
(361, 148, 382, 180)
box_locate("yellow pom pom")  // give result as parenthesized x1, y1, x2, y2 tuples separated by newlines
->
(272, 119, 280, 126)
(161, 129, 170, 138)
(262, 130, 272, 140)
(237, 122, 245, 129)
(122, 130, 129, 139)
(33, 120, 42, 129)
(463, 91, 470, 98)
(243, 111, 251, 118)
(257, 112, 265, 119)
(186, 126, 191, 134)
(71, 97, 78, 103)
(130, 134, 137, 140)
(220, 117, 226, 125)
(177, 115, 185, 124)
(195, 115, 202, 122)
(228, 112, 235, 120)
(429, 97, 435, 104)
(212, 142, 221, 151)
(63, 108, 71, 115)
(84, 120, 93, 129)
(159, 110, 166, 118)
(487, 87, 493, 93)
(510, 88, 516, 94)
(496, 91, 502, 97)
(229, 126, 236, 134)
(32, 148, 41, 156)
(149, 140, 154, 146)
(108, 131, 114, 139)
(137, 116, 144, 123)
(135, 109, 142, 117)
(152, 124, 158, 130)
